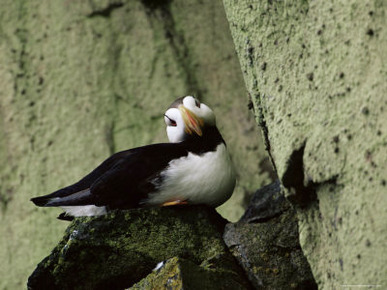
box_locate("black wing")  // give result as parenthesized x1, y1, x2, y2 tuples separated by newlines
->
(30, 149, 135, 206)
(31, 143, 188, 208)
(90, 143, 188, 209)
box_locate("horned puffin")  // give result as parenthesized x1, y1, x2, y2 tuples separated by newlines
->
(31, 96, 236, 220)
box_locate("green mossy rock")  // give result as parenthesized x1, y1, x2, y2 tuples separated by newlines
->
(28, 206, 251, 289)
(131, 256, 250, 290)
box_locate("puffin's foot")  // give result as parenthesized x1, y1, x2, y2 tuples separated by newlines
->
(161, 200, 188, 207)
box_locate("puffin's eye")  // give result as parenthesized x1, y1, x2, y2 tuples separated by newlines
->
(195, 99, 201, 108)
(165, 114, 177, 126)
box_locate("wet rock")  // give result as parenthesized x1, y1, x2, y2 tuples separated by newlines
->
(28, 206, 251, 290)
(224, 182, 317, 289)
(240, 180, 289, 223)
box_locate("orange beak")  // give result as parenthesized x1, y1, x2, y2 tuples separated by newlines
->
(178, 105, 204, 136)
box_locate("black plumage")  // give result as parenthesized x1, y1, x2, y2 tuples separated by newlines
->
(30, 126, 224, 216)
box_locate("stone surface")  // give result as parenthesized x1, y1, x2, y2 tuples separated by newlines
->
(224, 182, 316, 289)
(28, 206, 251, 290)
(223, 0, 387, 288)
(131, 256, 250, 290)
(0, 0, 274, 288)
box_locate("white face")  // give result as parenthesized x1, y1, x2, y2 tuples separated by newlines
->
(164, 96, 216, 143)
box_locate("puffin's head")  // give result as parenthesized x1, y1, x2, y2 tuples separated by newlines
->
(164, 96, 216, 143)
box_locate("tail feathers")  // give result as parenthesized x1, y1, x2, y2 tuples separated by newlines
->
(57, 212, 74, 221)
(31, 189, 93, 207)
(30, 195, 51, 207)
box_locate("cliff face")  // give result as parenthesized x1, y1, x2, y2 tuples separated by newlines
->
(4, 1, 385, 288)
(223, 0, 386, 288)
(0, 1, 273, 288)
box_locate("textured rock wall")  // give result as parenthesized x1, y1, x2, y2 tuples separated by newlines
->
(223, 0, 386, 288)
(0, 0, 273, 288)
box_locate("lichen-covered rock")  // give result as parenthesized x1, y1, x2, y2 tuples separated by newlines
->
(224, 182, 316, 289)
(223, 0, 387, 288)
(28, 206, 251, 290)
(131, 256, 250, 290)
(130, 257, 185, 290)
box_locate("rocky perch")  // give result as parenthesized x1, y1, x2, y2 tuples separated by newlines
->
(27, 206, 250, 289)
(28, 183, 316, 289)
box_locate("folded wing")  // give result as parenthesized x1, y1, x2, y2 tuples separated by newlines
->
(30, 143, 188, 209)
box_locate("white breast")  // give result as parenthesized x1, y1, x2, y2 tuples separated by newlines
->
(146, 143, 236, 207)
